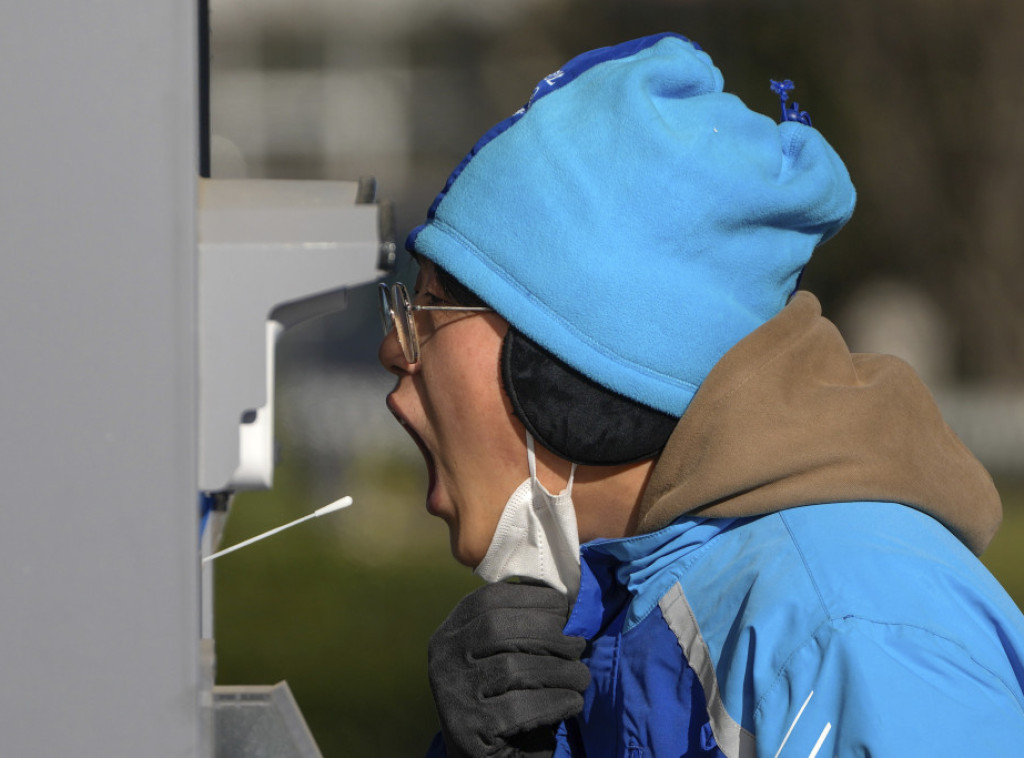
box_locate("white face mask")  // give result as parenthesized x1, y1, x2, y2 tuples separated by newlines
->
(474, 432, 581, 599)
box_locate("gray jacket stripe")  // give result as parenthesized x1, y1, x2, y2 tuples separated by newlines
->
(659, 582, 756, 758)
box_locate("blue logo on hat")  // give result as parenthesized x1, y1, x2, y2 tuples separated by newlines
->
(770, 79, 812, 126)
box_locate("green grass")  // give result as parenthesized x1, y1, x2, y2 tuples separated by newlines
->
(215, 545, 477, 756)
(212, 460, 480, 757)
(980, 480, 1024, 610)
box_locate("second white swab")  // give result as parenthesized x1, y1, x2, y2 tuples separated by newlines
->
(202, 495, 354, 563)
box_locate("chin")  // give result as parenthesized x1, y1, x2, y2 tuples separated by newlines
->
(448, 531, 485, 569)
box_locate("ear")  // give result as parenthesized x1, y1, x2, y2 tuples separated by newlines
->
(500, 329, 677, 466)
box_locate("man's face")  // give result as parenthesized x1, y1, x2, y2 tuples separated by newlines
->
(378, 259, 529, 566)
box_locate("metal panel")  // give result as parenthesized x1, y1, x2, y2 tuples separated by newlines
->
(0, 1, 200, 755)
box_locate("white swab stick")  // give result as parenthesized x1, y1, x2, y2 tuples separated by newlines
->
(202, 496, 353, 563)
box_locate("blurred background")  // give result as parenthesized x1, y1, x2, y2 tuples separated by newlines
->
(207, 0, 1024, 755)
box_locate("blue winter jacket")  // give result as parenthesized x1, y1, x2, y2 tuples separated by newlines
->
(547, 293, 1024, 756)
(555, 502, 1024, 756)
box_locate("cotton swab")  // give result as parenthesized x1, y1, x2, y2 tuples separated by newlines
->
(201, 495, 354, 563)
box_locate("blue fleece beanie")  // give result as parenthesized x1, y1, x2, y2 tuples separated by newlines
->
(407, 33, 856, 417)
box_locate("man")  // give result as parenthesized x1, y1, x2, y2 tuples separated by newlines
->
(378, 33, 1024, 757)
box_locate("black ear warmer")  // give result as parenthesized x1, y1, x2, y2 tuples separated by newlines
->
(501, 329, 678, 466)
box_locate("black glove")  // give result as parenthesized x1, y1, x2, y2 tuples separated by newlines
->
(428, 581, 591, 758)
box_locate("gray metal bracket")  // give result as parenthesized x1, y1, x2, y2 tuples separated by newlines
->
(197, 178, 393, 492)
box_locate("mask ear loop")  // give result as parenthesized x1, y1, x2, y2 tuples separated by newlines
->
(526, 431, 577, 497)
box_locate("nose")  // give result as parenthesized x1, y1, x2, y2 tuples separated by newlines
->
(378, 326, 415, 377)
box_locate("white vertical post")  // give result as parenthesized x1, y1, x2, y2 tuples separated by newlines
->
(0, 0, 201, 755)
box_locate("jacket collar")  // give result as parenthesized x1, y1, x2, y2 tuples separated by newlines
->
(566, 517, 747, 637)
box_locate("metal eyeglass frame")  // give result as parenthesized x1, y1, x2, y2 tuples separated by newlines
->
(378, 282, 492, 364)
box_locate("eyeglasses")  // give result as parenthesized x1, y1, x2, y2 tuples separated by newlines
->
(378, 282, 493, 364)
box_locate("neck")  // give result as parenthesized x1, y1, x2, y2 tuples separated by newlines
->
(533, 443, 656, 542)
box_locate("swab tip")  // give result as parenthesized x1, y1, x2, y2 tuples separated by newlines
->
(314, 495, 354, 517)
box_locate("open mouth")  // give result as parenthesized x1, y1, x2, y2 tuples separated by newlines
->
(386, 396, 438, 510)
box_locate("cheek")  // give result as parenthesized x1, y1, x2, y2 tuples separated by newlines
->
(427, 356, 524, 479)
(424, 322, 530, 558)
(449, 346, 522, 462)
(424, 319, 515, 440)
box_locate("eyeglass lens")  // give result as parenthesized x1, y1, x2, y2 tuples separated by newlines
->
(377, 283, 394, 335)
(378, 283, 416, 363)
(391, 284, 420, 364)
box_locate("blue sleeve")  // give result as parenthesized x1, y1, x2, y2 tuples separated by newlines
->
(552, 718, 582, 757)
(753, 617, 1024, 756)
(425, 731, 447, 758)
(430, 724, 580, 757)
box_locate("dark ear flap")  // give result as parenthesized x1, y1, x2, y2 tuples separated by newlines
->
(501, 329, 678, 466)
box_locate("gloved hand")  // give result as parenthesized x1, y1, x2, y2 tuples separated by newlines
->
(428, 581, 590, 758)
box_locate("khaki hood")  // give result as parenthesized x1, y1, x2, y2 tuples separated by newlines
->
(637, 291, 1001, 555)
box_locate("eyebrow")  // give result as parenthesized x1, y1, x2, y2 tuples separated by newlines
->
(412, 264, 433, 298)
